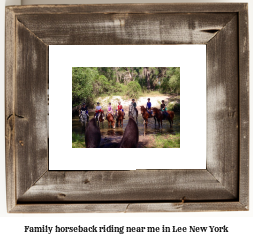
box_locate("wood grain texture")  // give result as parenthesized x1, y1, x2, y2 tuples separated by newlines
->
(16, 13, 236, 45)
(5, 7, 16, 212)
(7, 3, 246, 15)
(238, 4, 249, 209)
(206, 16, 239, 198)
(18, 170, 236, 202)
(5, 3, 249, 213)
(15, 20, 48, 200)
(10, 202, 247, 213)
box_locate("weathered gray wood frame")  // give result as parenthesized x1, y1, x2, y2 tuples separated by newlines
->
(5, 4, 249, 213)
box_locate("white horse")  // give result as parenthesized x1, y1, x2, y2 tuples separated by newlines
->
(79, 111, 89, 127)
(129, 104, 138, 123)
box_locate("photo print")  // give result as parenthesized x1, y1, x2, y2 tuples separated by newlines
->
(72, 67, 180, 149)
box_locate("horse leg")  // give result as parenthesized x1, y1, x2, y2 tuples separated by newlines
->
(168, 118, 171, 127)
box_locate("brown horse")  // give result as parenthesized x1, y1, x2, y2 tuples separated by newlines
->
(167, 110, 174, 126)
(152, 108, 174, 128)
(140, 106, 150, 128)
(116, 110, 124, 127)
(94, 111, 105, 127)
(106, 113, 115, 128)
(152, 107, 163, 128)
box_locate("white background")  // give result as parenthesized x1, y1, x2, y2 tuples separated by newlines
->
(1, 0, 252, 237)
(49, 45, 206, 170)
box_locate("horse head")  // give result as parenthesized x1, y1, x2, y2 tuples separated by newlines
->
(99, 112, 105, 122)
(85, 118, 101, 148)
(117, 110, 123, 118)
(140, 106, 145, 114)
(107, 113, 115, 128)
(85, 118, 138, 148)
(152, 108, 158, 117)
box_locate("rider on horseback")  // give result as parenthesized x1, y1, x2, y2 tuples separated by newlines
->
(116, 101, 125, 119)
(80, 102, 89, 120)
(81, 103, 88, 114)
(146, 98, 152, 117)
(161, 100, 169, 118)
(131, 99, 138, 117)
(106, 102, 114, 119)
(95, 102, 103, 119)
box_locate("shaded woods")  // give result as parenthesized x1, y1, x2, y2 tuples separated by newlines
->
(72, 67, 180, 108)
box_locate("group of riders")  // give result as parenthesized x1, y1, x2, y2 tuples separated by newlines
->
(79, 98, 169, 121)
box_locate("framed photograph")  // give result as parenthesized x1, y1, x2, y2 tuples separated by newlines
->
(5, 3, 249, 213)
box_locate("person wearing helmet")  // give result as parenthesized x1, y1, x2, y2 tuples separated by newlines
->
(131, 99, 138, 116)
(106, 102, 114, 119)
(81, 103, 88, 113)
(161, 100, 168, 117)
(146, 98, 152, 117)
(80, 102, 89, 119)
(95, 102, 102, 119)
(116, 101, 125, 119)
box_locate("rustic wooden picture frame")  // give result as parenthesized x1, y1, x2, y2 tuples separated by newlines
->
(5, 3, 249, 213)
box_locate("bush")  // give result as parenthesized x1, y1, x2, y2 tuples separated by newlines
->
(173, 103, 180, 112)
(125, 81, 142, 99)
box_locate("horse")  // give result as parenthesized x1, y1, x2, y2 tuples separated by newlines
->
(79, 111, 89, 123)
(167, 110, 174, 126)
(85, 118, 139, 148)
(129, 104, 138, 122)
(152, 107, 164, 128)
(94, 111, 105, 127)
(115, 110, 124, 127)
(79, 111, 89, 129)
(72, 104, 81, 118)
(85, 118, 101, 148)
(152, 108, 174, 128)
(106, 113, 115, 128)
(140, 106, 150, 128)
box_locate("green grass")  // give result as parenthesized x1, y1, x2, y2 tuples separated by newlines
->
(72, 132, 86, 148)
(152, 132, 180, 148)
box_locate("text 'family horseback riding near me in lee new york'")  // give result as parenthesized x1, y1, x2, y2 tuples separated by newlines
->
(23, 225, 229, 234)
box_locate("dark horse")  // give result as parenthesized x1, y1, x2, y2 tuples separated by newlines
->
(106, 113, 115, 128)
(140, 106, 150, 128)
(115, 110, 124, 127)
(152, 108, 174, 128)
(85, 118, 139, 148)
(94, 111, 105, 127)
(167, 110, 174, 126)
(85, 118, 101, 148)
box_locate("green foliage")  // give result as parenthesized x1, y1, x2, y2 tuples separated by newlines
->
(173, 103, 180, 112)
(72, 132, 85, 148)
(72, 67, 98, 107)
(160, 67, 180, 94)
(72, 67, 180, 107)
(125, 81, 142, 99)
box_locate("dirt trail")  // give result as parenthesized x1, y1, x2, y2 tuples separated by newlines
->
(96, 94, 180, 111)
